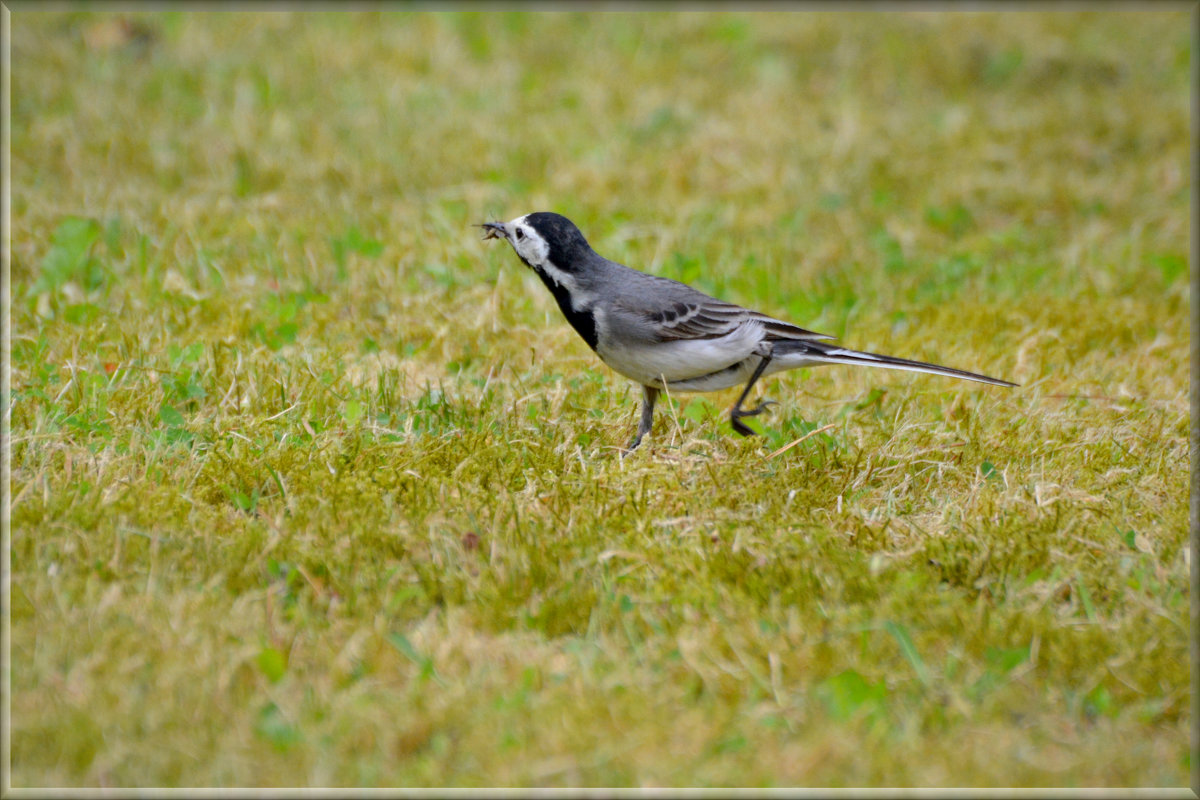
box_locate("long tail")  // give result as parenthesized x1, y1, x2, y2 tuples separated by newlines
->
(774, 340, 1017, 388)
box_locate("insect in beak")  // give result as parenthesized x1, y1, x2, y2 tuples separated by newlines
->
(479, 222, 507, 241)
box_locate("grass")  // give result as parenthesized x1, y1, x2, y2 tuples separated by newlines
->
(7, 9, 1191, 789)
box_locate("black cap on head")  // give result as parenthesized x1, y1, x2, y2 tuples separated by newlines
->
(524, 212, 595, 270)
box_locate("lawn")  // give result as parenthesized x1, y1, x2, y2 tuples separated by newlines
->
(7, 9, 1192, 789)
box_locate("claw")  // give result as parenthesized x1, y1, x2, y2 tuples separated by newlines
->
(740, 399, 777, 418)
(730, 416, 757, 437)
(728, 353, 775, 438)
(730, 398, 776, 436)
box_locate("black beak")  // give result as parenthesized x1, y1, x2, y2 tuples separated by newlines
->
(479, 222, 507, 241)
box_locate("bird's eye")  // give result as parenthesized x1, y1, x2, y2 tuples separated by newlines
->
(515, 229, 525, 241)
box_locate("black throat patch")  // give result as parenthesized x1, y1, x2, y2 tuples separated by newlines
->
(524, 260, 599, 351)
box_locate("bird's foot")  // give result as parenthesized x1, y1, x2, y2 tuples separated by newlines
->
(729, 400, 777, 436)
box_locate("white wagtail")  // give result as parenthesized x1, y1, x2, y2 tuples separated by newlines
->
(481, 212, 1016, 453)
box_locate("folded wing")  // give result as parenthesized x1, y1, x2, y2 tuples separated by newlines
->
(615, 273, 833, 344)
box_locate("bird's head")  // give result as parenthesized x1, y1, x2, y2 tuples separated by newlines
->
(480, 212, 594, 274)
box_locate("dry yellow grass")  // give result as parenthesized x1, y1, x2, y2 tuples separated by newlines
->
(8, 9, 1191, 788)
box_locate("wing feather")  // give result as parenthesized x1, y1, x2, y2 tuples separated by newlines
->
(650, 301, 831, 343)
(610, 271, 834, 343)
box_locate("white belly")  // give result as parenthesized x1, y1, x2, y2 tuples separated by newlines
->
(596, 320, 764, 386)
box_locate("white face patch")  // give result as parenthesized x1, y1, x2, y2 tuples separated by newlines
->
(506, 214, 551, 270)
(504, 214, 581, 296)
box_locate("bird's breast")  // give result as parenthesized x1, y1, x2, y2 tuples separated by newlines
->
(594, 320, 765, 388)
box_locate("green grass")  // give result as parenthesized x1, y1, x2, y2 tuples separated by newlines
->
(8, 10, 1191, 788)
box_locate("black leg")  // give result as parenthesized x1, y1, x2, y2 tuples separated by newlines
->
(730, 354, 776, 436)
(624, 385, 659, 454)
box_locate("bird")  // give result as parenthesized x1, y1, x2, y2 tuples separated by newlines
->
(480, 211, 1016, 453)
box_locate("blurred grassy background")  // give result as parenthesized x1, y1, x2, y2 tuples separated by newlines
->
(9, 10, 1191, 788)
